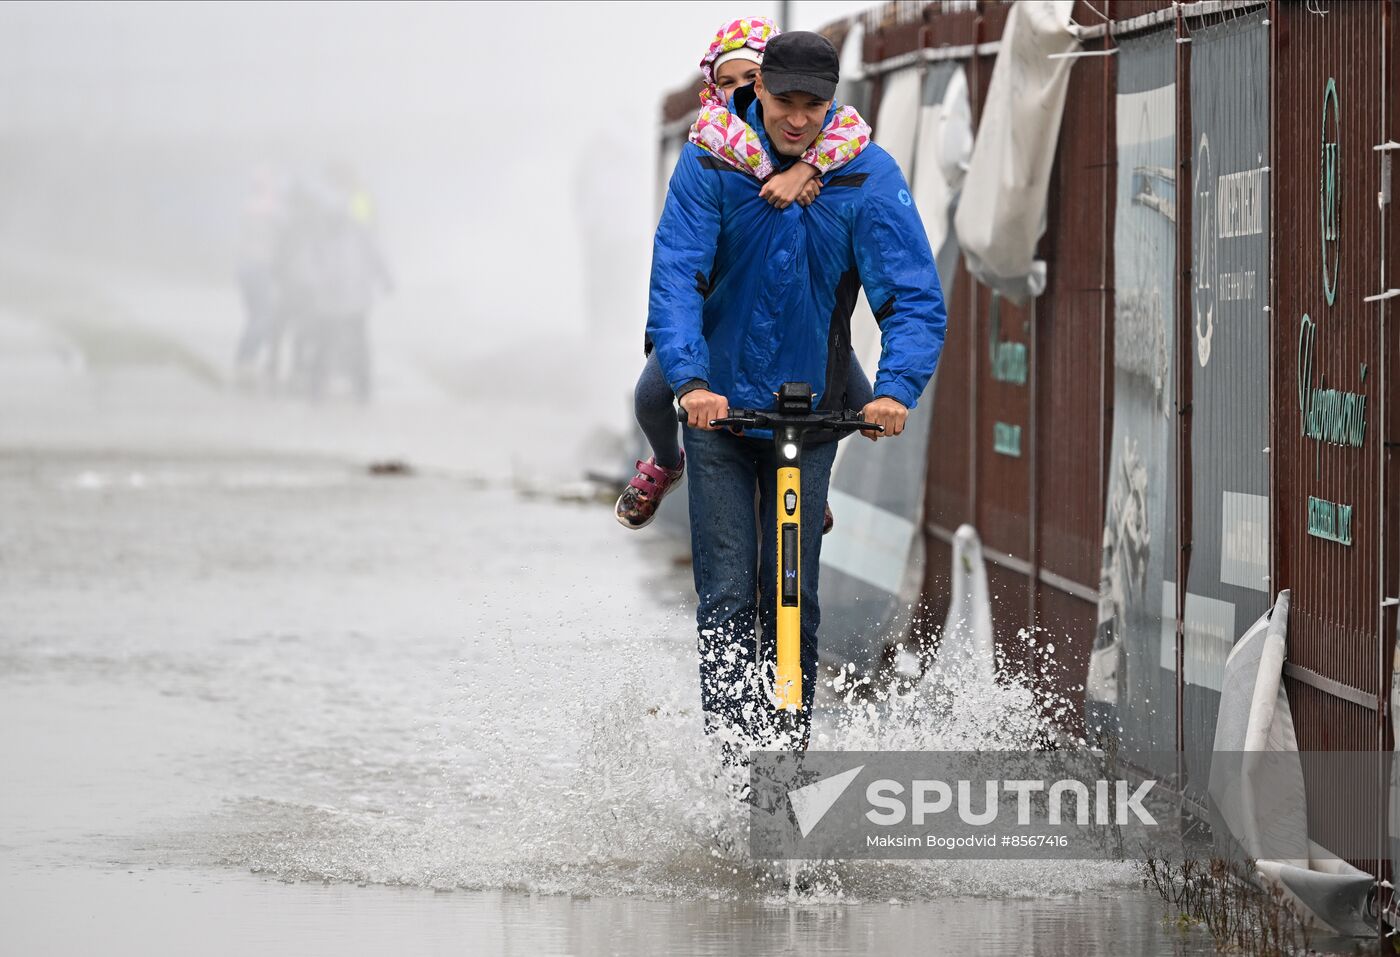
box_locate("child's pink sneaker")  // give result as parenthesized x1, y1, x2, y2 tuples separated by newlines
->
(614, 453, 685, 530)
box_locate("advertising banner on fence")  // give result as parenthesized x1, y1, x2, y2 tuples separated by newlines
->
(1182, 9, 1272, 794)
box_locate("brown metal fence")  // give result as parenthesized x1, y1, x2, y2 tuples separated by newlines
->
(882, 0, 1395, 868)
(1271, 0, 1395, 876)
(907, 3, 1121, 734)
(657, 0, 1398, 873)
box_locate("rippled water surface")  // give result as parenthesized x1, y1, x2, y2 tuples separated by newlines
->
(0, 448, 1251, 956)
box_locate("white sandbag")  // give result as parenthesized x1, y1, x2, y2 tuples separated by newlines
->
(874, 67, 922, 178)
(1255, 857, 1375, 938)
(1208, 590, 1376, 936)
(836, 19, 865, 91)
(954, 0, 1079, 303)
(1209, 591, 1308, 868)
(934, 66, 973, 191)
(937, 524, 996, 682)
(912, 64, 972, 260)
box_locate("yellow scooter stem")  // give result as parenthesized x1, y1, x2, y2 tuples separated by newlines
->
(775, 465, 802, 710)
(676, 383, 881, 717)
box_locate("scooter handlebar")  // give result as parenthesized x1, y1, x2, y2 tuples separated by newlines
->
(829, 417, 884, 434)
(672, 407, 769, 429)
(674, 405, 883, 433)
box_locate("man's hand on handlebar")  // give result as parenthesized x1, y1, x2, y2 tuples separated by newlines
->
(860, 397, 908, 441)
(679, 389, 729, 430)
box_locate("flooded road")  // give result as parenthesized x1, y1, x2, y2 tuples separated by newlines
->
(1, 866, 1208, 957)
(0, 445, 1228, 956)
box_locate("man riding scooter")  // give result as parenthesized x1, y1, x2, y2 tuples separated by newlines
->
(646, 31, 948, 754)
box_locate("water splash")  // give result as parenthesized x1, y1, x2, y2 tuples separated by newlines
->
(211, 603, 1126, 903)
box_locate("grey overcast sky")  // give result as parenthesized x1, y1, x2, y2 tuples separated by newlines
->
(0, 2, 874, 347)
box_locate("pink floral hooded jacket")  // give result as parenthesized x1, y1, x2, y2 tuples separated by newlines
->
(689, 17, 871, 181)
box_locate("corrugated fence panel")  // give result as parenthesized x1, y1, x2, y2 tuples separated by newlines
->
(1290, 680, 1384, 876)
(902, 9, 1005, 655)
(1273, 0, 1386, 731)
(963, 35, 1034, 638)
(977, 291, 1034, 564)
(1038, 51, 1112, 589)
(987, 559, 1034, 676)
(1027, 32, 1115, 744)
(1389, 0, 1399, 893)
(1181, 7, 1273, 801)
(924, 258, 976, 535)
(1037, 581, 1096, 740)
(1111, 0, 1179, 19)
(1091, 27, 1179, 769)
(918, 534, 956, 645)
(1388, 0, 1400, 766)
(1037, 29, 1114, 589)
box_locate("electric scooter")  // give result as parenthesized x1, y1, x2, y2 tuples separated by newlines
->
(678, 381, 882, 715)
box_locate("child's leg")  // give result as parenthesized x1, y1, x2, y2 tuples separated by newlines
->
(821, 350, 876, 535)
(634, 351, 683, 470)
(845, 349, 875, 411)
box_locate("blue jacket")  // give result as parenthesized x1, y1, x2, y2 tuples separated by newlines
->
(646, 92, 947, 417)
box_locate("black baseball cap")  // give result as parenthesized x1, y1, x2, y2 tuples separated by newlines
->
(760, 31, 840, 101)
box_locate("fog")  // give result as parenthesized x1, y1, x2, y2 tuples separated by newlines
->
(0, 1, 871, 472)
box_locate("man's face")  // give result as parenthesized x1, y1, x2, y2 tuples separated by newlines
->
(754, 73, 831, 157)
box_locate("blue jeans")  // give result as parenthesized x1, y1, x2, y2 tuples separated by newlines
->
(682, 426, 839, 745)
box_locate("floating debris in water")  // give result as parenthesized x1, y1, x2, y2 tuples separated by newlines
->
(366, 460, 413, 476)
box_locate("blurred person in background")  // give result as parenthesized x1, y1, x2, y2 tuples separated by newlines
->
(280, 166, 392, 402)
(233, 165, 291, 388)
(614, 16, 873, 533)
